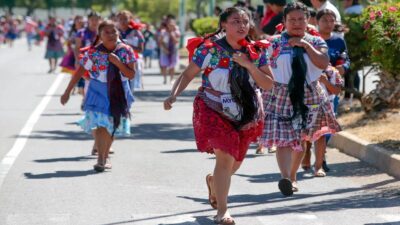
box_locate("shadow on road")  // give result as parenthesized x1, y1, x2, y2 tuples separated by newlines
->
(24, 170, 98, 179)
(134, 89, 196, 102)
(161, 149, 198, 154)
(34, 156, 94, 163)
(126, 123, 195, 141)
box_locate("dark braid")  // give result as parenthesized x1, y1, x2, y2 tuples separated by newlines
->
(220, 7, 259, 129)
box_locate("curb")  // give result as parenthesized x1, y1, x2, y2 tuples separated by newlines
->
(329, 131, 400, 179)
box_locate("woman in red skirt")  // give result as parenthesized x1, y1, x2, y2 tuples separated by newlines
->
(164, 7, 274, 224)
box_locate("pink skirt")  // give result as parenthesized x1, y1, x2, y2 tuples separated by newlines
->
(193, 96, 264, 162)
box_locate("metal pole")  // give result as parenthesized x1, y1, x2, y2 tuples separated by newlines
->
(178, 0, 186, 48)
(209, 0, 215, 17)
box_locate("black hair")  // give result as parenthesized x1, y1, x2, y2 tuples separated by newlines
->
(166, 14, 176, 20)
(267, 0, 287, 7)
(91, 20, 118, 47)
(283, 1, 310, 20)
(69, 15, 83, 38)
(283, 2, 311, 128)
(234, 1, 246, 7)
(316, 8, 336, 21)
(88, 11, 101, 18)
(308, 7, 317, 18)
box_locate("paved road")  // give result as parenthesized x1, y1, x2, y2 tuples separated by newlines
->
(0, 40, 399, 225)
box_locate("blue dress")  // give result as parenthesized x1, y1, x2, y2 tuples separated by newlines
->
(78, 43, 136, 136)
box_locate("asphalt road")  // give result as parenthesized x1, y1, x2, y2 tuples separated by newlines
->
(0, 39, 399, 225)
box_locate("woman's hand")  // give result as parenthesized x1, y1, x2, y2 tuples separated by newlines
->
(288, 37, 310, 49)
(109, 53, 121, 66)
(319, 74, 329, 85)
(335, 65, 345, 75)
(232, 52, 252, 69)
(60, 92, 70, 105)
(163, 95, 176, 110)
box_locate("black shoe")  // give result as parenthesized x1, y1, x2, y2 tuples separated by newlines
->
(322, 160, 330, 172)
(93, 164, 105, 172)
(278, 178, 293, 196)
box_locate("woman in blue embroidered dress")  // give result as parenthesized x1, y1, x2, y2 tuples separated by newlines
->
(61, 20, 136, 172)
(164, 7, 273, 225)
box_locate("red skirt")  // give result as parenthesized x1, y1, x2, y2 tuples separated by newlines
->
(193, 96, 264, 162)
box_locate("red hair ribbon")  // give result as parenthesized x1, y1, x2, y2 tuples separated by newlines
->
(306, 26, 321, 37)
(129, 20, 145, 30)
(186, 36, 214, 63)
(275, 23, 284, 33)
(237, 39, 271, 60)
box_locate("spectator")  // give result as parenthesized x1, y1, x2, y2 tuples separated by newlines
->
(310, 0, 341, 23)
(343, 0, 363, 15)
(262, 0, 286, 35)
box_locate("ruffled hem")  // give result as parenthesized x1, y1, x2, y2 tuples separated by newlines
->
(301, 127, 338, 142)
(260, 139, 303, 152)
(77, 111, 131, 136)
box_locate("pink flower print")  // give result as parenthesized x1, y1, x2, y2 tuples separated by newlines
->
(376, 10, 383, 18)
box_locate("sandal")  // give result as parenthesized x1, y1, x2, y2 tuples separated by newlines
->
(213, 216, 236, 225)
(104, 159, 112, 169)
(322, 160, 330, 172)
(292, 181, 299, 192)
(278, 178, 293, 196)
(268, 146, 277, 153)
(314, 168, 326, 177)
(256, 146, 265, 154)
(206, 174, 217, 209)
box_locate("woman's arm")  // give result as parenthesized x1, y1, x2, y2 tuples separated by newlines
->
(288, 37, 330, 69)
(164, 62, 201, 110)
(60, 66, 86, 105)
(232, 53, 274, 91)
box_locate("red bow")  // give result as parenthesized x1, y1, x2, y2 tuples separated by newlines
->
(237, 39, 271, 60)
(129, 20, 145, 30)
(307, 26, 321, 37)
(275, 23, 284, 33)
(186, 36, 214, 63)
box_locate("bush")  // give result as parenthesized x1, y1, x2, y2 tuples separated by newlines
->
(361, 3, 400, 78)
(343, 14, 371, 74)
(191, 17, 219, 36)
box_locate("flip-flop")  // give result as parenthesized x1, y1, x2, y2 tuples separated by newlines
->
(278, 178, 293, 196)
(292, 181, 299, 192)
(213, 216, 236, 225)
(256, 146, 265, 154)
(206, 174, 217, 209)
(314, 168, 326, 177)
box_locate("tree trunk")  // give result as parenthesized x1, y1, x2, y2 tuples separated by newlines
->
(362, 71, 400, 112)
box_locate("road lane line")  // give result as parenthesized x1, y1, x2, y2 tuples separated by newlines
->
(0, 73, 65, 188)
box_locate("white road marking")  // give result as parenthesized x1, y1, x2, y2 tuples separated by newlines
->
(257, 213, 320, 225)
(0, 73, 65, 188)
(129, 214, 200, 225)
